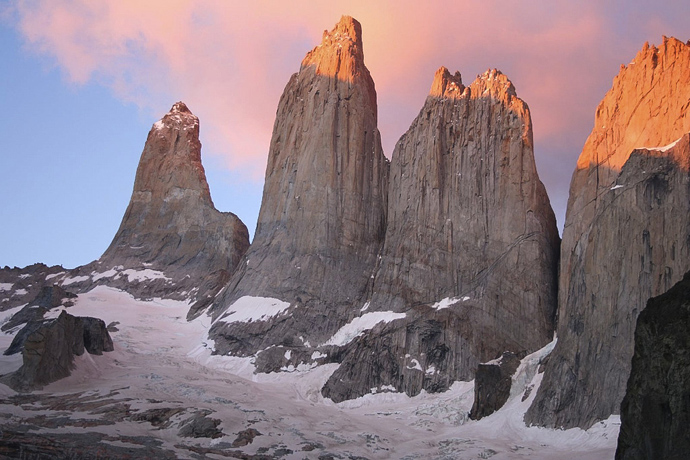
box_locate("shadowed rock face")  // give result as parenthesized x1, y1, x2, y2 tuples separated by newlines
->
(209, 16, 389, 352)
(527, 37, 690, 429)
(616, 271, 690, 460)
(470, 352, 521, 420)
(322, 67, 559, 401)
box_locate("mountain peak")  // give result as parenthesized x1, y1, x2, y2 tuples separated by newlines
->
(170, 101, 191, 114)
(429, 66, 464, 98)
(301, 16, 367, 83)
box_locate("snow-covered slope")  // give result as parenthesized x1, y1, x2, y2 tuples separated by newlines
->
(0, 287, 618, 458)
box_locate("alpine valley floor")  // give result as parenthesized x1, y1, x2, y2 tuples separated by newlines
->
(0, 286, 618, 459)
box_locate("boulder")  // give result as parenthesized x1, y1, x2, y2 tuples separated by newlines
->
(1, 311, 113, 391)
(469, 352, 521, 420)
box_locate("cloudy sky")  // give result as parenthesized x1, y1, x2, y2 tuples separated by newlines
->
(1, 1, 688, 269)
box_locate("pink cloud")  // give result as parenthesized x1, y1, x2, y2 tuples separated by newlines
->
(10, 0, 689, 194)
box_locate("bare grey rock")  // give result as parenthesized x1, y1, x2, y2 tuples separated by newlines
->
(616, 271, 690, 460)
(527, 37, 690, 429)
(209, 17, 389, 358)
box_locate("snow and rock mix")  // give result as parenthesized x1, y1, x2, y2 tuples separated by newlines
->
(0, 288, 618, 459)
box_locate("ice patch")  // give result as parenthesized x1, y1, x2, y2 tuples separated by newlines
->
(323, 311, 406, 347)
(218, 296, 291, 323)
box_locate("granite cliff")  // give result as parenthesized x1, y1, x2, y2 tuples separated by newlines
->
(526, 37, 690, 429)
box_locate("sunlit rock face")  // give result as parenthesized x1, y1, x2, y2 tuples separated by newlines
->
(321, 67, 559, 402)
(209, 16, 389, 357)
(527, 37, 690, 429)
(97, 102, 249, 307)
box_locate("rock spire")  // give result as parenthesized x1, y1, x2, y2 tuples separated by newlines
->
(99, 102, 249, 306)
(209, 16, 389, 356)
(321, 67, 559, 401)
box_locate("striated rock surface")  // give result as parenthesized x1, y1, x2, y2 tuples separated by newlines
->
(2, 311, 113, 391)
(209, 17, 389, 357)
(527, 37, 690, 429)
(322, 67, 559, 400)
(616, 271, 690, 460)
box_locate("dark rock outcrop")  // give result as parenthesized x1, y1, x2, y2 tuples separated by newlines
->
(322, 67, 558, 401)
(1, 311, 113, 391)
(209, 16, 389, 356)
(527, 37, 690, 429)
(469, 352, 521, 420)
(1, 285, 76, 333)
(616, 271, 690, 460)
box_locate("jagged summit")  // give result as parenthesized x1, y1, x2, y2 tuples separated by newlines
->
(429, 67, 464, 98)
(577, 36, 690, 172)
(300, 16, 375, 109)
(429, 67, 521, 108)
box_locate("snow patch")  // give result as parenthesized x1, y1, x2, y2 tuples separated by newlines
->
(360, 301, 370, 312)
(12, 289, 27, 296)
(610, 184, 624, 190)
(323, 311, 406, 347)
(407, 358, 423, 371)
(0, 283, 13, 292)
(431, 296, 470, 310)
(61, 275, 90, 286)
(92, 268, 120, 281)
(640, 135, 684, 153)
(217, 296, 291, 324)
(121, 269, 170, 282)
(45, 272, 65, 280)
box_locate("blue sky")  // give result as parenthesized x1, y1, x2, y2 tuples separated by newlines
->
(1, 1, 689, 269)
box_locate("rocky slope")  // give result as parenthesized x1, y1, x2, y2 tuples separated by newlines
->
(616, 270, 690, 459)
(526, 37, 690, 429)
(321, 67, 559, 401)
(209, 17, 389, 355)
